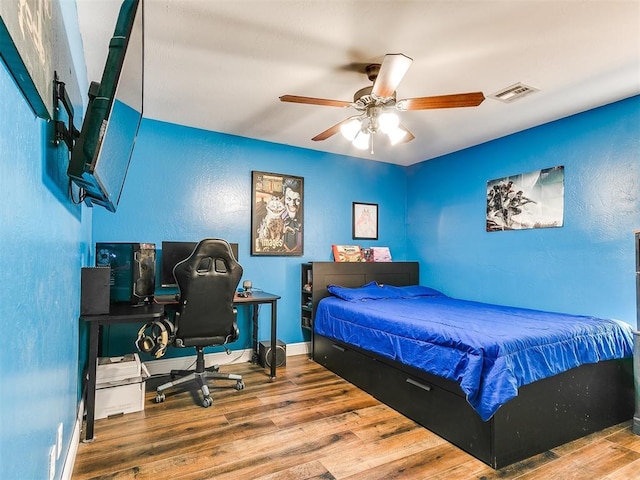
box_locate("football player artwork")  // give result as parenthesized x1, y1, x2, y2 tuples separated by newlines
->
(251, 171, 304, 255)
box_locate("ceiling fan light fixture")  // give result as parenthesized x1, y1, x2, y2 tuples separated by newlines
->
(340, 117, 362, 141)
(378, 111, 399, 133)
(352, 130, 370, 150)
(281, 52, 482, 150)
(387, 125, 408, 145)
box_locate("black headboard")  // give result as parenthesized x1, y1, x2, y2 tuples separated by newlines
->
(309, 261, 419, 316)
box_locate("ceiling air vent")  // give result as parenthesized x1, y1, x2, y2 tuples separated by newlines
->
(490, 83, 538, 103)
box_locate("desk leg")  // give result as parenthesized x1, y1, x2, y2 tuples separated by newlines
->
(84, 322, 99, 442)
(251, 305, 259, 364)
(270, 300, 277, 379)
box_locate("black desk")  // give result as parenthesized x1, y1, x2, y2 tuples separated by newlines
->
(157, 291, 281, 378)
(80, 291, 280, 442)
(232, 291, 281, 379)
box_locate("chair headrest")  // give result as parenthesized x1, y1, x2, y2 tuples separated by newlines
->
(175, 238, 242, 280)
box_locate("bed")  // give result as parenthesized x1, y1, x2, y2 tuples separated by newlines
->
(309, 262, 634, 469)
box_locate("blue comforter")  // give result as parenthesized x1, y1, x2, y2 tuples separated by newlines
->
(314, 284, 634, 421)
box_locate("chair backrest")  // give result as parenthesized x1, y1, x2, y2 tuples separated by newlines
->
(172, 239, 243, 347)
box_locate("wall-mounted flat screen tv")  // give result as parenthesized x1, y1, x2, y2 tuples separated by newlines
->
(67, 0, 143, 212)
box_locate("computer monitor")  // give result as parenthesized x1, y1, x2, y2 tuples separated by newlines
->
(160, 240, 238, 288)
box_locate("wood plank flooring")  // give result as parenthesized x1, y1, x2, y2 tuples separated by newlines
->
(73, 355, 640, 479)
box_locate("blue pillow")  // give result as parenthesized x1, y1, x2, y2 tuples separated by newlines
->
(328, 283, 446, 301)
(380, 284, 446, 298)
(327, 282, 393, 301)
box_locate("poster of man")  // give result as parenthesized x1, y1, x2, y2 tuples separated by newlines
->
(486, 166, 564, 232)
(251, 171, 304, 255)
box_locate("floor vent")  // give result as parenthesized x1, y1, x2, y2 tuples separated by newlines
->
(490, 83, 539, 103)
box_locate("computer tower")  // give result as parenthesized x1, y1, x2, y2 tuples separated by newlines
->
(258, 339, 286, 368)
(96, 242, 156, 304)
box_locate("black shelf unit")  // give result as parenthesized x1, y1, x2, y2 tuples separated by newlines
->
(301, 262, 313, 331)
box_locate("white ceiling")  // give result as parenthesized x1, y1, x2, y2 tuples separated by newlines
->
(77, 0, 640, 167)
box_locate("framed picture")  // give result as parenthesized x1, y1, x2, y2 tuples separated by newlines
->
(352, 202, 378, 240)
(486, 165, 564, 232)
(251, 171, 304, 256)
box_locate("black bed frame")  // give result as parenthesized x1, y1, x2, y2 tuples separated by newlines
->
(309, 262, 634, 469)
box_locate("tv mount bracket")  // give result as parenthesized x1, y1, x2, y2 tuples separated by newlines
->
(53, 71, 80, 152)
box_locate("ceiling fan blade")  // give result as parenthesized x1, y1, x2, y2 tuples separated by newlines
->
(280, 95, 351, 108)
(371, 53, 413, 99)
(312, 118, 351, 141)
(398, 92, 485, 110)
(398, 123, 415, 143)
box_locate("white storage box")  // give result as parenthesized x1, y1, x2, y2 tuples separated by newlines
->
(96, 353, 142, 383)
(95, 363, 149, 419)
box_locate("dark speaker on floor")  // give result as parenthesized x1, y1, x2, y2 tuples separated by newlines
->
(258, 339, 286, 368)
(81, 267, 111, 315)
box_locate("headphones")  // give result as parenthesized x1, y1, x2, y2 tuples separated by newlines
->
(135, 317, 175, 358)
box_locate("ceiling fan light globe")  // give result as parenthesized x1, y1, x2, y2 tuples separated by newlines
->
(340, 118, 361, 141)
(388, 126, 408, 145)
(352, 131, 370, 150)
(378, 112, 400, 133)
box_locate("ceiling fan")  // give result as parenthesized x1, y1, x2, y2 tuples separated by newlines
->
(280, 53, 485, 152)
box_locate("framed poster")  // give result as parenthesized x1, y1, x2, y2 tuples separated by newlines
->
(251, 171, 303, 256)
(0, 0, 56, 119)
(486, 165, 564, 232)
(352, 202, 378, 240)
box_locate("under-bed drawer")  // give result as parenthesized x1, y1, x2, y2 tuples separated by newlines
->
(316, 339, 373, 390)
(374, 360, 491, 462)
(313, 335, 492, 464)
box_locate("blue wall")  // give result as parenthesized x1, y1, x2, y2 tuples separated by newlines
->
(407, 96, 640, 325)
(1, 1, 637, 477)
(0, 3, 91, 478)
(0, 30, 88, 480)
(94, 98, 640, 361)
(92, 119, 409, 358)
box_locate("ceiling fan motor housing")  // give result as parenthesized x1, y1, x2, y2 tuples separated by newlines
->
(365, 63, 381, 81)
(353, 86, 396, 111)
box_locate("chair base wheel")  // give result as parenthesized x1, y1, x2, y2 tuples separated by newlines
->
(155, 393, 165, 403)
(235, 380, 245, 391)
(202, 396, 213, 408)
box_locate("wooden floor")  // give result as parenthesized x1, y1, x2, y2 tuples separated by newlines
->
(73, 355, 640, 480)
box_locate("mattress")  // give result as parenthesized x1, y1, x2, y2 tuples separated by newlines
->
(314, 283, 634, 420)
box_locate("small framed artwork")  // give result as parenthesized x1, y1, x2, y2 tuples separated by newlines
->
(352, 202, 378, 240)
(251, 171, 304, 256)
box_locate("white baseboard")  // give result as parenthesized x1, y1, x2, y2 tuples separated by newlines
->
(286, 341, 311, 357)
(61, 397, 83, 480)
(143, 341, 311, 376)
